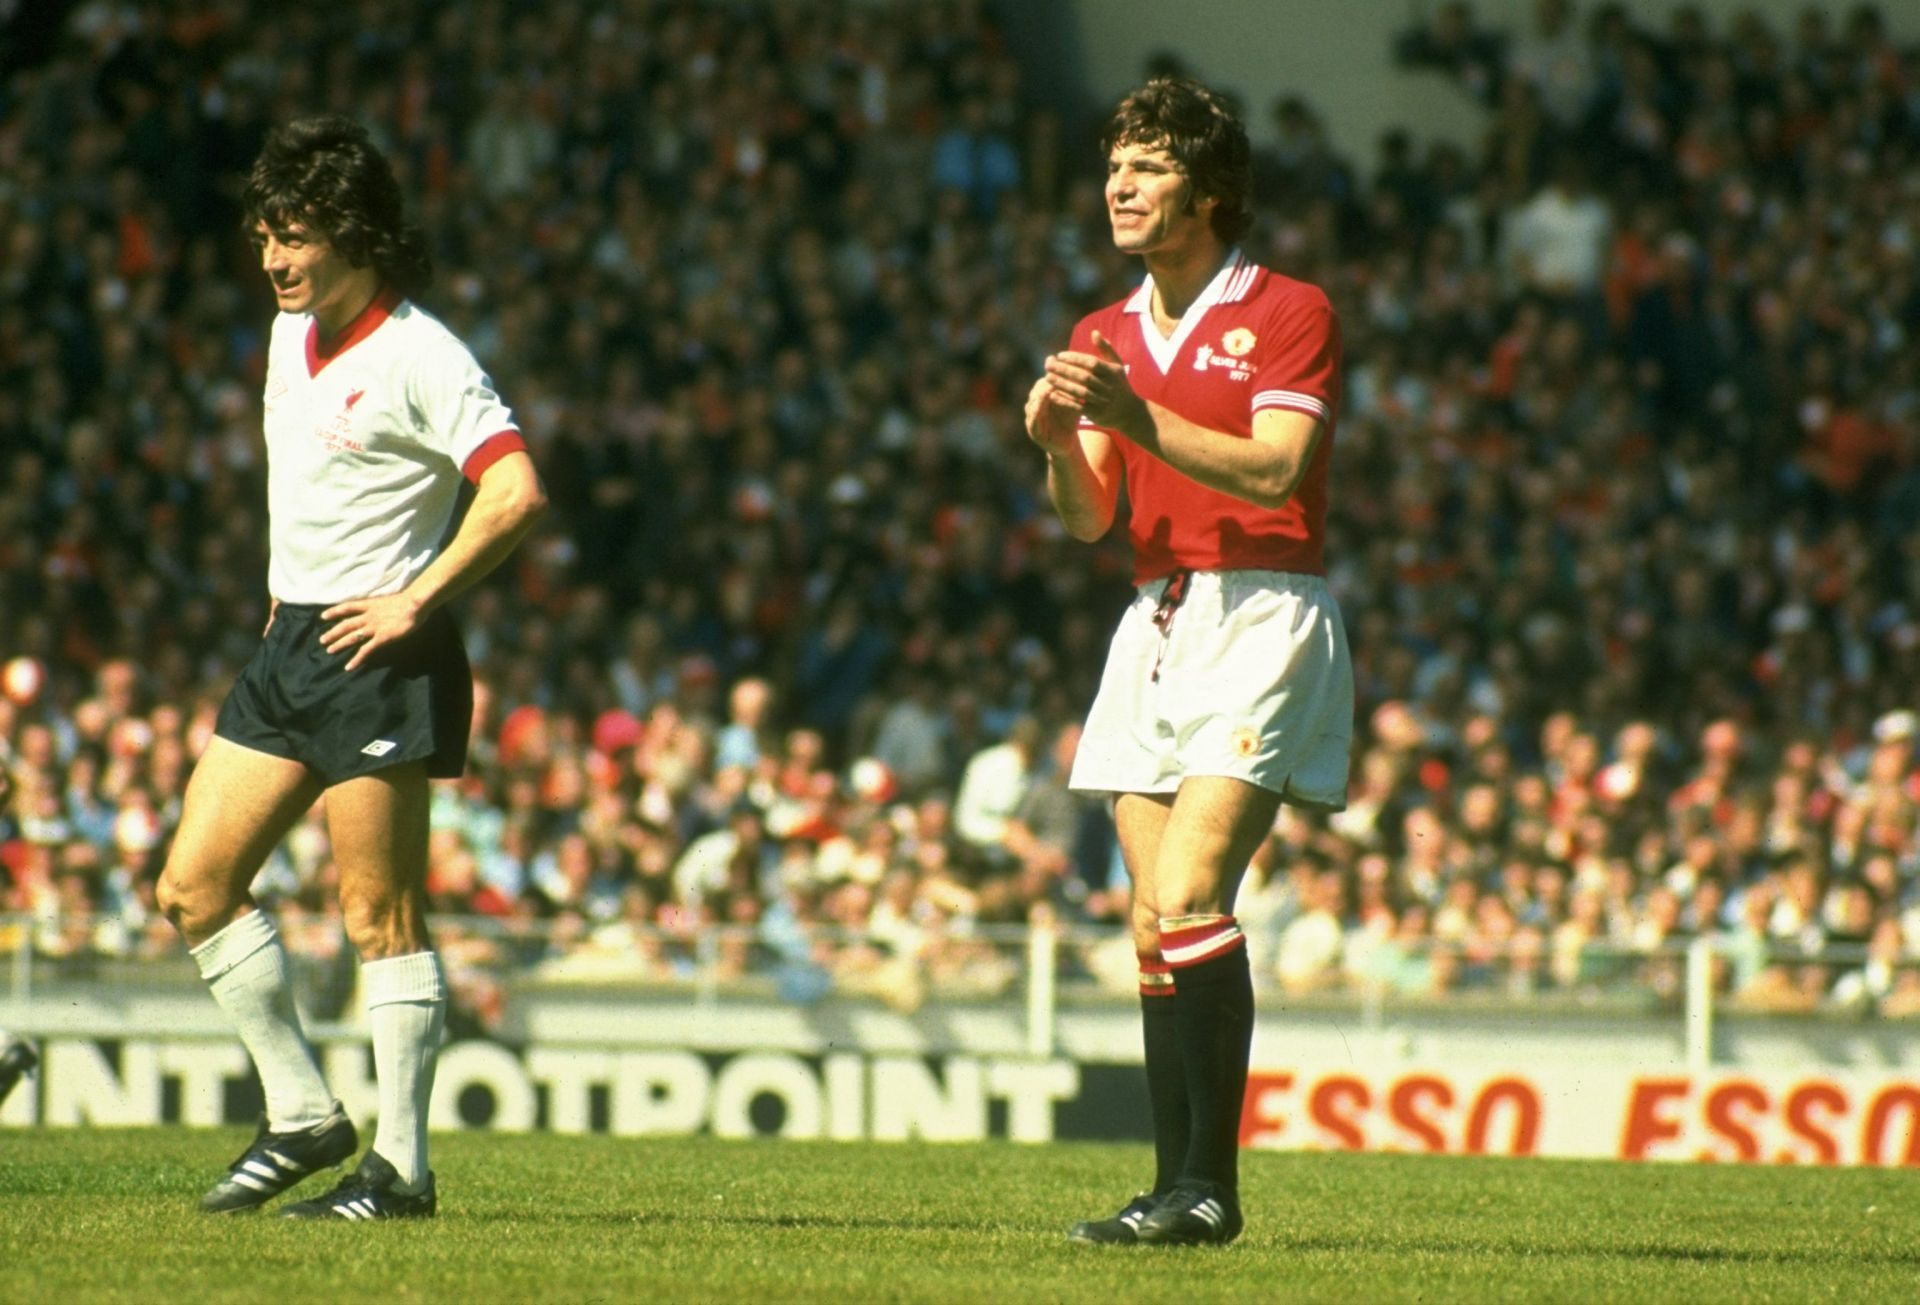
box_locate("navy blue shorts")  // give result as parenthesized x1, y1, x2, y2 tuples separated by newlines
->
(214, 603, 472, 786)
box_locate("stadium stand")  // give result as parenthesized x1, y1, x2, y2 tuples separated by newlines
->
(2, 0, 1918, 1025)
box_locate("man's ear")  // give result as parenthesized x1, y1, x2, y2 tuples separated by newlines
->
(1180, 182, 1218, 220)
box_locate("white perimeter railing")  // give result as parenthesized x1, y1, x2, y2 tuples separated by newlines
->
(1, 913, 1907, 1071)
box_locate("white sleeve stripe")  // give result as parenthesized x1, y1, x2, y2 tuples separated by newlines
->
(1253, 390, 1327, 414)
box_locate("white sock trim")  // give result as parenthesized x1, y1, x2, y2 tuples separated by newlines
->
(362, 951, 446, 1008)
(190, 910, 277, 983)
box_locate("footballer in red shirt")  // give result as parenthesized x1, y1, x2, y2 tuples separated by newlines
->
(1028, 78, 1353, 1247)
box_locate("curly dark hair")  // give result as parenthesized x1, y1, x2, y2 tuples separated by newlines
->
(242, 115, 432, 298)
(1099, 77, 1253, 245)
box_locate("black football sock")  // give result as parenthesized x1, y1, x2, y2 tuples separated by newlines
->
(1162, 916, 1254, 1193)
(1139, 952, 1188, 1196)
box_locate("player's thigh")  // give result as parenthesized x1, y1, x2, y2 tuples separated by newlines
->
(325, 761, 433, 957)
(1153, 775, 1281, 918)
(1113, 791, 1173, 952)
(325, 760, 431, 897)
(160, 737, 323, 932)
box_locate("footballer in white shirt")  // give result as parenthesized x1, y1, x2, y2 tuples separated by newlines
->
(154, 115, 546, 1222)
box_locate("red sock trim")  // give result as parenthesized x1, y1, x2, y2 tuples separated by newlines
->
(1158, 915, 1246, 969)
(1138, 949, 1176, 996)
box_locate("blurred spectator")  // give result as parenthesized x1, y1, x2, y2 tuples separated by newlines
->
(1276, 868, 1346, 994)
(1501, 152, 1610, 299)
(865, 671, 953, 797)
(931, 96, 1020, 218)
(952, 714, 1043, 853)
(714, 677, 775, 773)
(1396, 2, 1507, 106)
(1506, 0, 1595, 128)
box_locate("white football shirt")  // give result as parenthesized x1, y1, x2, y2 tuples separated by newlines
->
(261, 289, 524, 603)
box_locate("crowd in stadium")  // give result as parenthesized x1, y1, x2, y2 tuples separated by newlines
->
(2, 0, 1919, 1021)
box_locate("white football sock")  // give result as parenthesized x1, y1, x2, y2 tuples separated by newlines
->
(192, 911, 334, 1132)
(363, 951, 445, 1192)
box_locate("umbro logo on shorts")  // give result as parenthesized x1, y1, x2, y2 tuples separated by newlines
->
(361, 739, 397, 756)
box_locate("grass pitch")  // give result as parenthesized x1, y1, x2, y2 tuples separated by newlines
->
(3, 1130, 1917, 1302)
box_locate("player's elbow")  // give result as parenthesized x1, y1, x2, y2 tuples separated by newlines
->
(1050, 489, 1114, 541)
(1246, 463, 1305, 511)
(476, 454, 549, 528)
(503, 474, 549, 526)
(1064, 514, 1112, 543)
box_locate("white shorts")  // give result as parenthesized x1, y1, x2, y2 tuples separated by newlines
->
(1069, 569, 1353, 809)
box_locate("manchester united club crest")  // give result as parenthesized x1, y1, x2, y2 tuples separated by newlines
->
(1223, 328, 1256, 357)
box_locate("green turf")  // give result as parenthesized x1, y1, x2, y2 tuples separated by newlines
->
(2, 1130, 1916, 1302)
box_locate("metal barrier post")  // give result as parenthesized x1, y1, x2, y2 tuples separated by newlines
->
(1685, 936, 1714, 1072)
(695, 928, 720, 1012)
(10, 914, 30, 1006)
(1026, 924, 1057, 1057)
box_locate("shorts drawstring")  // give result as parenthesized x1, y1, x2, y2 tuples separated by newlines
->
(1148, 570, 1192, 683)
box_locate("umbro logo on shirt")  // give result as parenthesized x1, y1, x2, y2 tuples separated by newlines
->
(362, 740, 397, 757)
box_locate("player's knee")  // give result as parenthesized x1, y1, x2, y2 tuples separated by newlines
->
(339, 890, 393, 952)
(154, 866, 184, 922)
(1155, 889, 1224, 920)
(339, 885, 419, 959)
(156, 863, 226, 938)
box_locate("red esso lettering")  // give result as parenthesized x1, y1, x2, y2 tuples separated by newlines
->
(1309, 1075, 1370, 1150)
(1699, 1080, 1767, 1163)
(1240, 1072, 1293, 1149)
(1863, 1086, 1920, 1167)
(1779, 1083, 1844, 1165)
(1465, 1078, 1541, 1155)
(1620, 1078, 1691, 1159)
(1388, 1075, 1453, 1153)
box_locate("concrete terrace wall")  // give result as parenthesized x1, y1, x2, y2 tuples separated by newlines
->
(1060, 0, 1920, 178)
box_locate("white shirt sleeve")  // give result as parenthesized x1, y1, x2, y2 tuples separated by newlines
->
(407, 332, 520, 474)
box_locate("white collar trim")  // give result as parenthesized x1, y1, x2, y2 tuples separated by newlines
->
(1123, 248, 1249, 375)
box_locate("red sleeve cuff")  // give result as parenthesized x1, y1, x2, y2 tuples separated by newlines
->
(462, 430, 528, 483)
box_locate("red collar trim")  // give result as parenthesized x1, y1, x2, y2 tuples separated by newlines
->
(306, 286, 401, 377)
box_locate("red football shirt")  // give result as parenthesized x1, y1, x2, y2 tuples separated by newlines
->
(1071, 249, 1341, 583)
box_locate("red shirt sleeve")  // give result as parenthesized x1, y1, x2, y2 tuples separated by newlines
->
(1250, 288, 1340, 425)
